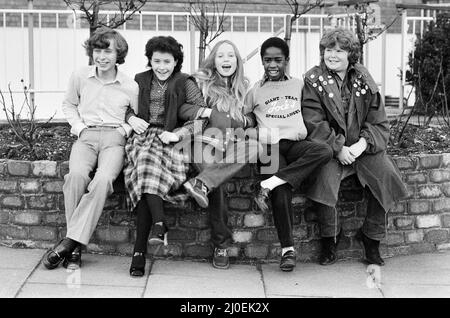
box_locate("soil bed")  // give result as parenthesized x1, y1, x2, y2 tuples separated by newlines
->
(1, 121, 449, 161)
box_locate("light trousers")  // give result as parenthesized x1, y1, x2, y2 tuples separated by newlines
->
(64, 127, 125, 245)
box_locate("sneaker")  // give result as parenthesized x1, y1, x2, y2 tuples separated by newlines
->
(183, 178, 209, 208)
(212, 248, 230, 269)
(63, 244, 82, 270)
(149, 223, 168, 246)
(279, 250, 296, 272)
(254, 186, 271, 213)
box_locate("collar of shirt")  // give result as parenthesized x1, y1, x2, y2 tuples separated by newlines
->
(260, 73, 291, 87)
(87, 65, 124, 84)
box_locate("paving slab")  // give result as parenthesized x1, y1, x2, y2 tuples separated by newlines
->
(0, 246, 45, 270)
(261, 260, 383, 298)
(144, 260, 265, 298)
(0, 269, 33, 298)
(378, 251, 450, 297)
(28, 253, 149, 288)
(17, 282, 143, 298)
(382, 284, 450, 298)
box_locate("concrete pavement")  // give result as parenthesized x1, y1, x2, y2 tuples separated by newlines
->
(1, 246, 450, 298)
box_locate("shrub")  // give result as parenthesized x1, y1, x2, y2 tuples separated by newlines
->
(406, 13, 450, 121)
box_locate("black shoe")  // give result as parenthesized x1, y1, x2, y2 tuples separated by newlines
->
(319, 231, 341, 266)
(43, 238, 77, 270)
(254, 186, 270, 213)
(183, 178, 209, 208)
(280, 250, 296, 272)
(355, 229, 385, 266)
(129, 252, 146, 277)
(212, 248, 230, 269)
(63, 244, 82, 270)
(149, 223, 168, 246)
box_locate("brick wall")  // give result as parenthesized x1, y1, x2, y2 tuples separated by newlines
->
(1, 153, 449, 262)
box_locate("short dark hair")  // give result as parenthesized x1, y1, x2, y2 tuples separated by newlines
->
(319, 28, 360, 65)
(83, 27, 128, 64)
(260, 37, 289, 59)
(145, 36, 184, 74)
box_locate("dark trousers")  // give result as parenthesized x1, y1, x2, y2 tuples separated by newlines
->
(263, 139, 333, 247)
(208, 185, 233, 248)
(317, 186, 386, 241)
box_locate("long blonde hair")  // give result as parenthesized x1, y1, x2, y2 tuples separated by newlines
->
(194, 40, 249, 122)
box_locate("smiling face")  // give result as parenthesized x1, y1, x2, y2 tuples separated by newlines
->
(262, 46, 288, 81)
(214, 42, 237, 78)
(93, 38, 118, 77)
(150, 51, 177, 81)
(324, 43, 349, 74)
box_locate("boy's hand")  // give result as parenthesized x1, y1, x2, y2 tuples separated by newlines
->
(129, 116, 149, 134)
(158, 131, 180, 144)
(337, 146, 356, 165)
(116, 127, 126, 137)
(348, 138, 367, 159)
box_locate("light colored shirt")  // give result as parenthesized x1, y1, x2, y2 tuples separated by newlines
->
(245, 76, 307, 144)
(62, 65, 139, 137)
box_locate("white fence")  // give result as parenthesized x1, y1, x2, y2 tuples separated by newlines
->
(0, 8, 432, 120)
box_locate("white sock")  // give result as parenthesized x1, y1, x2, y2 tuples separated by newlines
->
(282, 246, 294, 256)
(260, 176, 286, 191)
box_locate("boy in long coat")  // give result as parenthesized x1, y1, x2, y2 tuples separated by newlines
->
(302, 28, 408, 266)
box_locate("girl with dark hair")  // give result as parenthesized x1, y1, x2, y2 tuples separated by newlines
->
(124, 36, 207, 277)
(302, 28, 408, 266)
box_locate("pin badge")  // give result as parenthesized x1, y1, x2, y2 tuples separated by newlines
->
(323, 81, 327, 86)
(318, 86, 323, 92)
(312, 83, 317, 87)
(319, 76, 324, 81)
(328, 93, 334, 98)
(329, 79, 334, 84)
(353, 83, 358, 88)
(356, 92, 360, 97)
(310, 74, 315, 78)
(361, 89, 366, 94)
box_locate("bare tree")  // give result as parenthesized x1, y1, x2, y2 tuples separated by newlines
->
(64, 0, 147, 63)
(187, 0, 229, 68)
(338, 0, 399, 64)
(284, 0, 325, 48)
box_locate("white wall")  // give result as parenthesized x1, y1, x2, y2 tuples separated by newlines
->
(0, 27, 417, 120)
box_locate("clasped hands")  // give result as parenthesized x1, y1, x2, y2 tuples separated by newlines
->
(128, 109, 214, 145)
(337, 138, 367, 165)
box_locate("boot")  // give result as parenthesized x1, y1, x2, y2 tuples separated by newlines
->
(319, 231, 341, 265)
(355, 229, 385, 266)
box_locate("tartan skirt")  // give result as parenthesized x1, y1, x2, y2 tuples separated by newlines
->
(123, 127, 189, 212)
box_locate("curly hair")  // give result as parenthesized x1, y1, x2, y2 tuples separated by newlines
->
(145, 36, 184, 73)
(194, 40, 249, 122)
(319, 28, 360, 65)
(260, 37, 289, 59)
(83, 27, 128, 65)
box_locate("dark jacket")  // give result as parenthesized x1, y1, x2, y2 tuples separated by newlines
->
(126, 70, 201, 132)
(302, 63, 408, 211)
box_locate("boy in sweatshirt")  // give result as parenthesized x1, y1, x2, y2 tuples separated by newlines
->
(245, 37, 332, 272)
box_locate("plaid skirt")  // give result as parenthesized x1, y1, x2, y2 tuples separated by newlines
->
(124, 127, 189, 212)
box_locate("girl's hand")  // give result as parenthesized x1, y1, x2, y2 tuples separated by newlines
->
(129, 116, 149, 134)
(158, 131, 180, 144)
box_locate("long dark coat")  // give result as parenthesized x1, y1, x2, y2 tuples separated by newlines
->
(301, 62, 408, 212)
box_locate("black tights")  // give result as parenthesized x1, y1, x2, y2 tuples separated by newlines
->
(133, 193, 164, 253)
